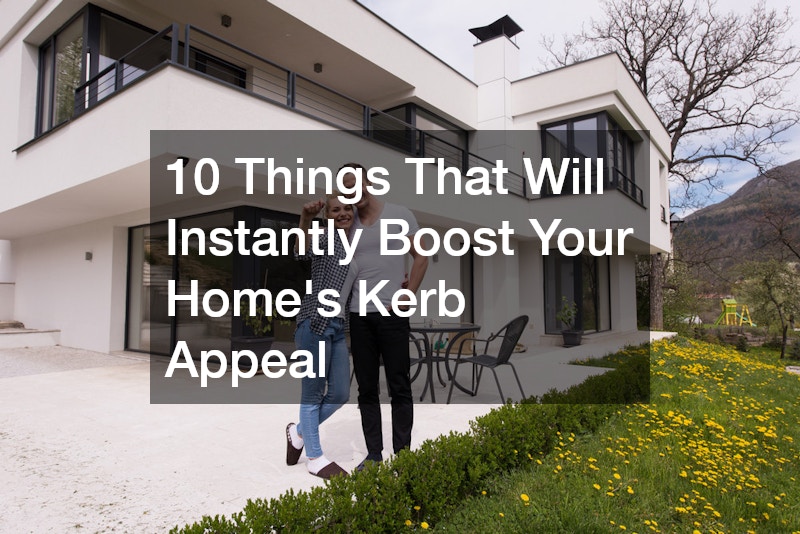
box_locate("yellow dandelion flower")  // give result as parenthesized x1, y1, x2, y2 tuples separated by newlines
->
(627, 486, 634, 494)
(520, 494, 530, 502)
(421, 521, 429, 529)
(405, 520, 412, 527)
(613, 473, 621, 480)
(414, 505, 421, 511)
(499, 513, 504, 518)
(481, 491, 487, 495)
(593, 484, 601, 490)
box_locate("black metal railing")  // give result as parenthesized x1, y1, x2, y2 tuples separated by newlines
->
(74, 23, 178, 116)
(611, 170, 644, 206)
(67, 22, 654, 206)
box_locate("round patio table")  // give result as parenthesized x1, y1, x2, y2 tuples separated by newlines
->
(408, 322, 480, 403)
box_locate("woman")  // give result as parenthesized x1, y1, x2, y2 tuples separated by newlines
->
(286, 194, 356, 479)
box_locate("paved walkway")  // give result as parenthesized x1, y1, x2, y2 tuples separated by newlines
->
(0, 332, 661, 532)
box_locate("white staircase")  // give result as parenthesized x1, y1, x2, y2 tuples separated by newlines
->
(0, 321, 60, 349)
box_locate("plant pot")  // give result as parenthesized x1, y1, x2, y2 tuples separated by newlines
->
(561, 330, 583, 347)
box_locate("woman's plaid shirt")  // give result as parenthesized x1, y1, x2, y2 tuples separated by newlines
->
(294, 231, 352, 335)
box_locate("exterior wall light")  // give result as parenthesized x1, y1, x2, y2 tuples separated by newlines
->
(221, 15, 232, 28)
(314, 62, 323, 73)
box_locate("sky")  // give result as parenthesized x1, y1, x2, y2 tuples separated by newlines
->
(357, 0, 800, 215)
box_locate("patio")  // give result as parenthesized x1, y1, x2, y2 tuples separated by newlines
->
(0, 331, 665, 532)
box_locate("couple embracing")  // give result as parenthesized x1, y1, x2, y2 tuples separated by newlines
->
(286, 163, 429, 479)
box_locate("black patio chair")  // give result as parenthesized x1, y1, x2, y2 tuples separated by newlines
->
(446, 315, 529, 404)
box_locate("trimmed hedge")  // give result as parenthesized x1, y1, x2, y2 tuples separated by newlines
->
(172, 347, 650, 533)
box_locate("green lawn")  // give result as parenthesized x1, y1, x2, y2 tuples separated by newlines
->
(434, 339, 800, 533)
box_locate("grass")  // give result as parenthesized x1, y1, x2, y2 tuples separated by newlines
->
(569, 347, 641, 368)
(433, 338, 800, 533)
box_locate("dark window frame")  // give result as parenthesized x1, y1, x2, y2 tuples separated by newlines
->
(35, 4, 247, 136)
(541, 111, 638, 198)
(543, 251, 612, 335)
(125, 206, 306, 355)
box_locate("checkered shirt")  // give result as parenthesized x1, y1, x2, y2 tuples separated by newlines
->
(295, 230, 352, 335)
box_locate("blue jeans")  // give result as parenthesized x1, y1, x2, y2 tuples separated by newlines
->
(295, 318, 350, 459)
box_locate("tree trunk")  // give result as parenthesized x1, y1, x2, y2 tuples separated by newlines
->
(650, 253, 664, 330)
(781, 324, 788, 359)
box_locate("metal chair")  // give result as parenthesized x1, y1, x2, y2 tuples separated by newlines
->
(446, 315, 529, 404)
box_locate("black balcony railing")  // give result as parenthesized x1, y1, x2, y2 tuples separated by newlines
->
(69, 22, 648, 206)
(610, 170, 644, 206)
(74, 24, 179, 116)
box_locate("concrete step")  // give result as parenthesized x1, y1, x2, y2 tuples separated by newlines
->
(0, 327, 60, 349)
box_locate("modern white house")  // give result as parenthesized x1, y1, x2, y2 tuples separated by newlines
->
(0, 0, 671, 357)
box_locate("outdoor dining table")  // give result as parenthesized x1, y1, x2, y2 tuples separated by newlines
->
(408, 322, 481, 403)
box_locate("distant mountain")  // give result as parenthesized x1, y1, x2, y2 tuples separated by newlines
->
(674, 159, 800, 290)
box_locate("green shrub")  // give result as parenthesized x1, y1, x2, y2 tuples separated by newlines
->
(172, 345, 651, 533)
(735, 334, 749, 352)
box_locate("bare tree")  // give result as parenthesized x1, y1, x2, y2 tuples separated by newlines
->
(543, 0, 800, 329)
(543, 0, 799, 186)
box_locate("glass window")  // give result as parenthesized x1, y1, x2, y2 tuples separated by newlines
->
(127, 223, 171, 354)
(37, 43, 54, 133)
(97, 13, 158, 99)
(36, 6, 244, 136)
(544, 251, 610, 334)
(190, 49, 246, 88)
(126, 207, 311, 355)
(542, 112, 637, 199)
(175, 211, 235, 354)
(53, 16, 84, 127)
(371, 104, 467, 166)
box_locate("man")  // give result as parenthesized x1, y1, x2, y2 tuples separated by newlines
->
(341, 163, 428, 469)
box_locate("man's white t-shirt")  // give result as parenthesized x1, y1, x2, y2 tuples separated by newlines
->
(349, 202, 420, 313)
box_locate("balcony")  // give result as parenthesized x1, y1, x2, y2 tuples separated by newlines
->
(32, 21, 643, 207)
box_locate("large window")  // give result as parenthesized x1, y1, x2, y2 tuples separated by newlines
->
(544, 251, 611, 334)
(371, 103, 468, 169)
(37, 13, 85, 134)
(126, 207, 310, 355)
(36, 5, 247, 136)
(541, 112, 640, 203)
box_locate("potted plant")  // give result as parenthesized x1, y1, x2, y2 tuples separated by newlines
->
(556, 296, 582, 347)
(231, 302, 275, 354)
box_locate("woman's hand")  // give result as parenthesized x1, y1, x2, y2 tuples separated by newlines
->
(301, 200, 325, 220)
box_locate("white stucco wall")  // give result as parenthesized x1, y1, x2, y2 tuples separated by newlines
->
(12, 217, 129, 352)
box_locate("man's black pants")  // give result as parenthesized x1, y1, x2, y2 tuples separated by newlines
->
(349, 312, 413, 456)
